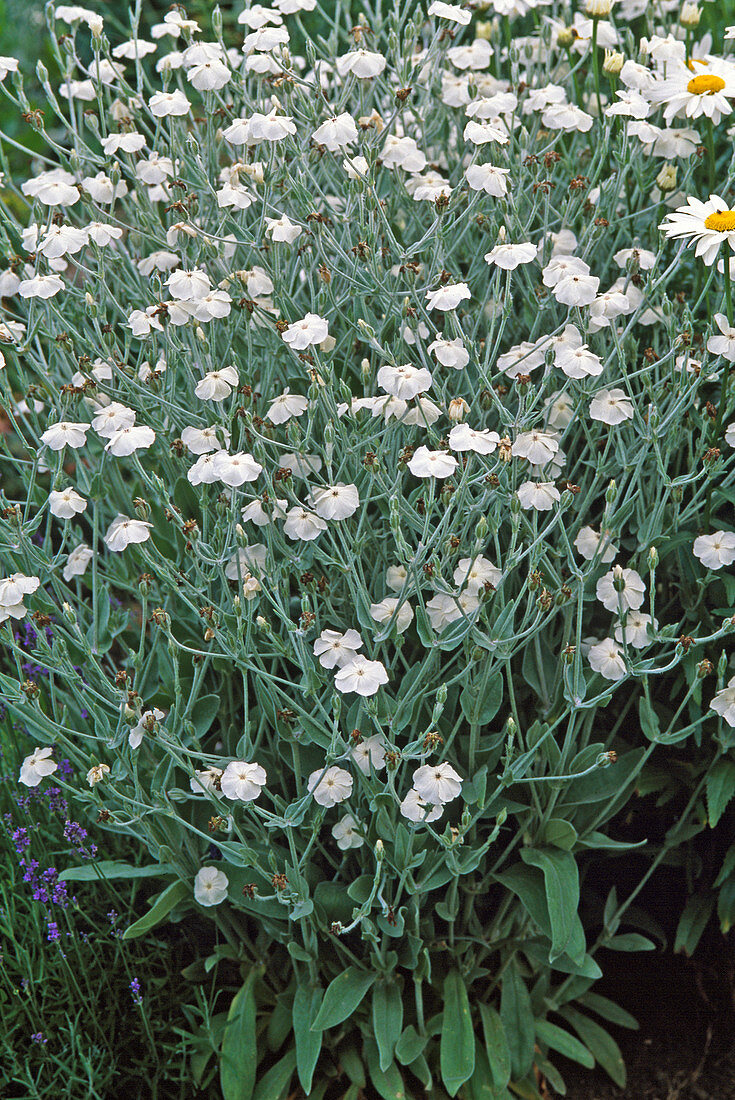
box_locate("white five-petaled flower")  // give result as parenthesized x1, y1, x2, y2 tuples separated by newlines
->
(400, 788, 444, 823)
(412, 762, 463, 805)
(596, 567, 646, 613)
(334, 656, 389, 696)
(425, 282, 471, 311)
(313, 628, 364, 669)
(40, 421, 91, 451)
(194, 866, 229, 906)
(49, 487, 87, 519)
(350, 734, 387, 775)
(711, 677, 735, 728)
(128, 707, 165, 749)
(408, 446, 458, 479)
(308, 765, 353, 807)
(693, 531, 735, 570)
(103, 514, 153, 552)
(309, 484, 360, 520)
(588, 639, 627, 682)
(19, 747, 58, 788)
(220, 760, 267, 801)
(281, 312, 329, 350)
(332, 814, 364, 849)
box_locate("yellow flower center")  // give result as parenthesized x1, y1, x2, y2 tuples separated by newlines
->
(704, 210, 735, 232)
(687, 74, 726, 95)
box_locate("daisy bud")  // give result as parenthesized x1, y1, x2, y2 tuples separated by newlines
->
(585, 0, 612, 16)
(680, 2, 701, 27)
(556, 26, 576, 48)
(656, 164, 678, 192)
(476, 20, 492, 40)
(603, 50, 624, 75)
(448, 397, 469, 422)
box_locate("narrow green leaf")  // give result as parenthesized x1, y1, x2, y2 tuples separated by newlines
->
(311, 967, 375, 1031)
(605, 933, 655, 952)
(707, 759, 735, 827)
(373, 980, 403, 1071)
(478, 1003, 510, 1090)
(579, 992, 638, 1031)
(59, 860, 174, 882)
(535, 1021, 594, 1068)
(561, 1008, 626, 1088)
(674, 895, 714, 956)
(293, 984, 322, 1093)
(122, 879, 188, 940)
(520, 848, 580, 962)
(500, 961, 535, 1080)
(365, 1037, 406, 1099)
(252, 1049, 296, 1100)
(395, 1026, 427, 1066)
(220, 968, 259, 1100)
(440, 971, 475, 1096)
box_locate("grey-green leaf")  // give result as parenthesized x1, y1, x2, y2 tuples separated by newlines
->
(220, 968, 259, 1100)
(311, 968, 374, 1031)
(440, 971, 475, 1096)
(122, 879, 188, 940)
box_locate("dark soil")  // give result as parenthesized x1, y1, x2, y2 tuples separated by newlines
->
(560, 943, 735, 1099)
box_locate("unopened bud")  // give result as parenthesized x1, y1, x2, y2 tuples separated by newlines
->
(603, 50, 624, 75)
(680, 2, 701, 28)
(656, 164, 678, 192)
(648, 546, 659, 570)
(448, 397, 470, 422)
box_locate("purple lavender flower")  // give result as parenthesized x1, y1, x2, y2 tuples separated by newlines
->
(46, 922, 60, 942)
(130, 977, 142, 1004)
(31, 1032, 47, 1045)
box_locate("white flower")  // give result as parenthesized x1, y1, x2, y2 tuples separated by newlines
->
(552, 272, 600, 307)
(37, 223, 88, 258)
(707, 313, 735, 361)
(588, 639, 627, 681)
(128, 707, 165, 749)
(614, 611, 656, 649)
(589, 388, 634, 425)
(220, 760, 267, 801)
(309, 484, 360, 520)
(484, 241, 538, 270)
(195, 366, 239, 401)
(408, 446, 458, 479)
(428, 0, 471, 23)
(350, 734, 387, 775)
(18, 274, 64, 299)
(453, 556, 501, 592)
(264, 215, 302, 244)
(282, 313, 329, 350)
(284, 507, 328, 541)
(19, 747, 57, 788)
(149, 89, 190, 116)
(225, 545, 267, 580)
(166, 268, 211, 301)
(426, 591, 479, 631)
(693, 531, 735, 570)
(21, 168, 79, 206)
(370, 597, 414, 634)
(425, 283, 471, 311)
(181, 426, 227, 454)
(334, 656, 389, 696)
(448, 424, 499, 455)
(312, 112, 358, 151)
(279, 452, 322, 478)
(332, 814, 364, 850)
(555, 339, 603, 379)
(659, 194, 735, 267)
(190, 766, 224, 794)
(512, 431, 559, 466)
(105, 425, 156, 457)
(400, 788, 444, 823)
(87, 763, 110, 786)
(308, 765, 353, 807)
(63, 544, 94, 582)
(516, 481, 560, 510)
(465, 163, 510, 196)
(103, 515, 153, 552)
(0, 574, 40, 614)
(266, 389, 309, 424)
(336, 49, 386, 79)
(413, 762, 462, 805)
(313, 628, 364, 669)
(428, 337, 469, 369)
(711, 677, 735, 727)
(40, 421, 90, 451)
(378, 364, 432, 400)
(212, 451, 262, 486)
(49, 487, 87, 519)
(596, 567, 646, 613)
(194, 866, 229, 906)
(574, 526, 617, 563)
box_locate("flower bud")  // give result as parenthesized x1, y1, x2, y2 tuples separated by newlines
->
(448, 397, 469, 422)
(556, 26, 576, 48)
(605, 480, 617, 503)
(603, 50, 624, 75)
(585, 0, 612, 16)
(648, 546, 659, 570)
(656, 164, 678, 192)
(680, 2, 701, 28)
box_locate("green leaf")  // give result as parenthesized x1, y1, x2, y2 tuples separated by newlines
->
(638, 696, 660, 742)
(542, 819, 577, 851)
(468, 1045, 500, 1100)
(460, 673, 503, 726)
(520, 848, 580, 962)
(252, 1049, 296, 1100)
(478, 1003, 511, 1090)
(560, 1008, 626, 1088)
(440, 971, 475, 1095)
(674, 895, 714, 955)
(395, 1026, 427, 1066)
(292, 984, 322, 1094)
(190, 693, 220, 738)
(365, 1037, 407, 1099)
(220, 968, 259, 1100)
(122, 879, 188, 940)
(373, 980, 403, 1071)
(707, 758, 735, 827)
(535, 1021, 594, 1068)
(605, 933, 655, 952)
(579, 992, 638, 1031)
(59, 860, 174, 882)
(500, 960, 535, 1080)
(311, 968, 375, 1031)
